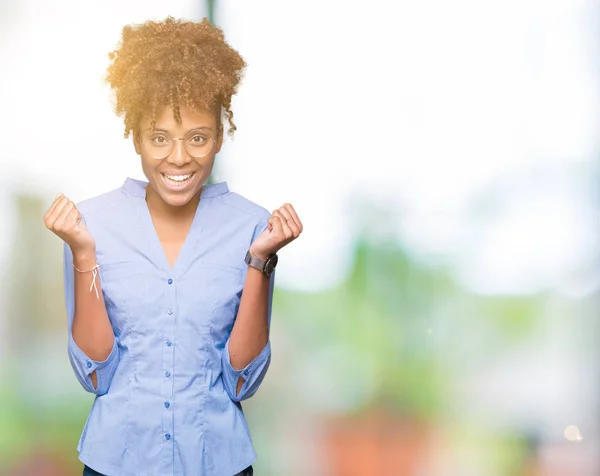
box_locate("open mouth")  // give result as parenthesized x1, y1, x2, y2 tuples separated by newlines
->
(160, 172, 196, 189)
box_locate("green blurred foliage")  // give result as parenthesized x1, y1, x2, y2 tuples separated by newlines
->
(276, 237, 542, 421)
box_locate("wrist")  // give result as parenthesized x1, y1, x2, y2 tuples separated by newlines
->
(72, 247, 97, 268)
(248, 248, 271, 261)
(245, 249, 278, 276)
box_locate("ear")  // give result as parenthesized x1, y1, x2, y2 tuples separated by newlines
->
(133, 130, 142, 155)
(215, 124, 224, 154)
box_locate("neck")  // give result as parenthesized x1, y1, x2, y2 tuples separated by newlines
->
(145, 186, 200, 222)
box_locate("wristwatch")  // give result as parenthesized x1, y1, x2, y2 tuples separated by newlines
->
(245, 250, 278, 276)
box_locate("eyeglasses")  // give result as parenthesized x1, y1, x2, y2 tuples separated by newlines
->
(140, 128, 216, 160)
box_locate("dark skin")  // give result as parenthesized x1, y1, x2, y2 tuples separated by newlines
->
(134, 106, 223, 268)
(45, 105, 303, 395)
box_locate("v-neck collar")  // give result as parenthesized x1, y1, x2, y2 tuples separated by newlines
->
(122, 177, 229, 277)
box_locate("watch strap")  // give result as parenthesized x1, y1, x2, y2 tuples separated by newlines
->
(245, 251, 266, 270)
(245, 250, 277, 276)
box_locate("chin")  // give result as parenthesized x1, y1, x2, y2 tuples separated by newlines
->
(162, 195, 188, 207)
(159, 189, 198, 208)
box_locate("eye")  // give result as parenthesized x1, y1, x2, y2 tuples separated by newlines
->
(190, 135, 206, 144)
(151, 135, 169, 144)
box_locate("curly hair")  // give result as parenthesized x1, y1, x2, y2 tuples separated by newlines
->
(105, 17, 246, 138)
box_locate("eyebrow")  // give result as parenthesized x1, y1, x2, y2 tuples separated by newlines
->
(146, 126, 213, 134)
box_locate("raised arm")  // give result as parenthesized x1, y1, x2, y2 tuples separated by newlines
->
(45, 194, 119, 394)
(221, 204, 302, 401)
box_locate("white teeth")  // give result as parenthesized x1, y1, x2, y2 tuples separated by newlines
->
(163, 174, 192, 182)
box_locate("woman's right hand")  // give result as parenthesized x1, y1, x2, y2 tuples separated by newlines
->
(44, 194, 96, 256)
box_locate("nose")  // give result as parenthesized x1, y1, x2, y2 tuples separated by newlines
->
(166, 139, 191, 166)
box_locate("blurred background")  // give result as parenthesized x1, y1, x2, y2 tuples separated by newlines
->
(1, 0, 599, 475)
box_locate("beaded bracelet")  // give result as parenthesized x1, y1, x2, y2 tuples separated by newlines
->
(72, 262, 100, 300)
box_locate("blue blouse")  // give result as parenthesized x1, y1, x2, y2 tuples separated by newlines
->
(63, 177, 274, 476)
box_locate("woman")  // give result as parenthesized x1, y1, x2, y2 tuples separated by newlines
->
(43, 17, 302, 476)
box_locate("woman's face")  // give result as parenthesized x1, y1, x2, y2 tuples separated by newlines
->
(134, 105, 223, 208)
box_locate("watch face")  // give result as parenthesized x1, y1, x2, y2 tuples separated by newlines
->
(265, 254, 278, 275)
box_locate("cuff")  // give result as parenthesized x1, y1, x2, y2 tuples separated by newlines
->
(69, 335, 118, 376)
(222, 339, 271, 401)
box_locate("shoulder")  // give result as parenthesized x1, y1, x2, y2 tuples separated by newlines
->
(76, 186, 131, 220)
(217, 191, 271, 226)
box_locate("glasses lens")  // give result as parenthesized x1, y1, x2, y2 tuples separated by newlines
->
(184, 130, 214, 158)
(142, 130, 215, 159)
(143, 132, 172, 160)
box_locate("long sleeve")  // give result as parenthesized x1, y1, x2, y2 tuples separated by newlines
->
(64, 243, 120, 395)
(221, 270, 275, 402)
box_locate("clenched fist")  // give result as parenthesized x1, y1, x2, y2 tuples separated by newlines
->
(44, 194, 95, 255)
(249, 203, 303, 259)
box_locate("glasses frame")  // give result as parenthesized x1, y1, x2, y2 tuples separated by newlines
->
(140, 129, 217, 160)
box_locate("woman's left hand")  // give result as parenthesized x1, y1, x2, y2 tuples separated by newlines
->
(249, 203, 303, 259)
